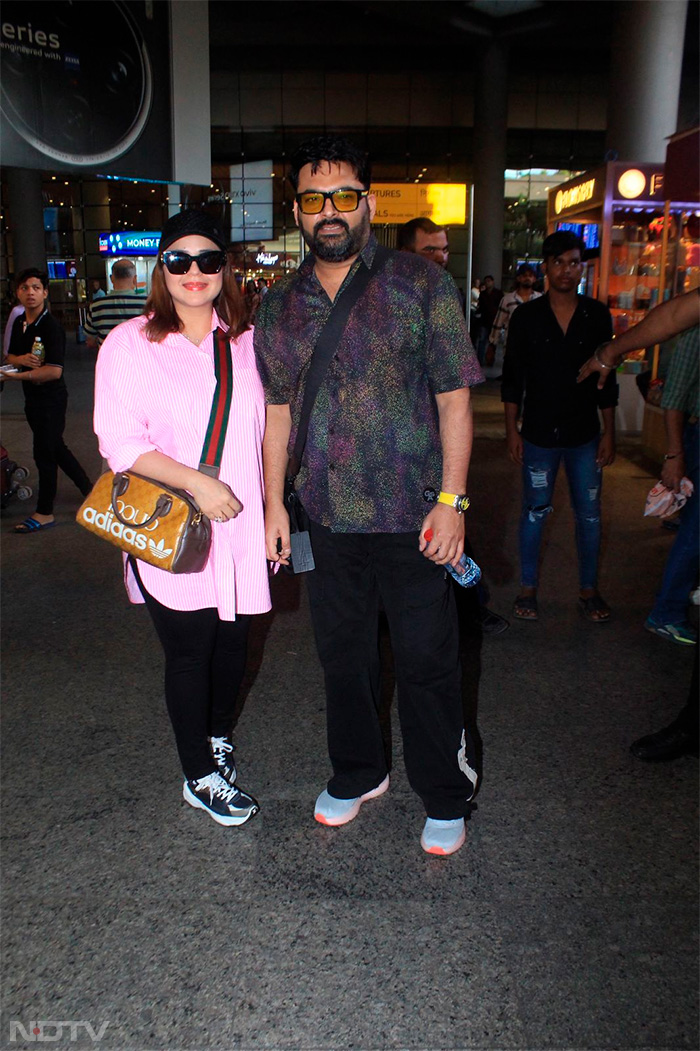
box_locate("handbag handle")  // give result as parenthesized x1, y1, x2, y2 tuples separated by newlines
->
(111, 473, 173, 527)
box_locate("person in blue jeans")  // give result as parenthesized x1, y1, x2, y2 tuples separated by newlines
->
(502, 230, 617, 622)
(580, 288, 699, 647)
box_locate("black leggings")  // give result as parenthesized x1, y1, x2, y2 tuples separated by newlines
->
(134, 567, 251, 781)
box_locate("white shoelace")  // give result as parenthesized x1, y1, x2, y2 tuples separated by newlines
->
(194, 772, 237, 804)
(209, 736, 233, 764)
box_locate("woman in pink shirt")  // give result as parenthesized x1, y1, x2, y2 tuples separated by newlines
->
(94, 211, 271, 828)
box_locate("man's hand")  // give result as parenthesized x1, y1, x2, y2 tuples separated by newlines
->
(418, 504, 465, 568)
(577, 342, 617, 390)
(265, 502, 291, 565)
(596, 431, 616, 467)
(507, 430, 523, 465)
(8, 352, 41, 370)
(661, 453, 685, 494)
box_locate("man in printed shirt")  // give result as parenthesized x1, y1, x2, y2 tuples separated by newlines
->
(400, 216, 509, 637)
(486, 263, 541, 372)
(255, 135, 484, 856)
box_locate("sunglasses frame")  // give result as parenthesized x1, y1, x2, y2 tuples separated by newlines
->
(294, 189, 370, 215)
(160, 249, 227, 275)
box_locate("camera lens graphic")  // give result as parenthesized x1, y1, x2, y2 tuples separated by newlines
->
(1, 0, 153, 166)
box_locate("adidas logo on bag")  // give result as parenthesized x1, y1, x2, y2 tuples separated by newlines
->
(148, 537, 174, 559)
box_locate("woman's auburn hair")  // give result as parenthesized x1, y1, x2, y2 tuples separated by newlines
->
(143, 257, 250, 342)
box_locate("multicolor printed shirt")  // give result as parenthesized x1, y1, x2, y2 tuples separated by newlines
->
(254, 235, 483, 533)
(660, 325, 699, 418)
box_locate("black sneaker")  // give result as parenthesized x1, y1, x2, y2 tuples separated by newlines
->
(183, 772, 259, 826)
(209, 734, 237, 785)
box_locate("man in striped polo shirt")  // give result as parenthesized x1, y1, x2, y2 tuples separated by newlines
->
(84, 259, 146, 347)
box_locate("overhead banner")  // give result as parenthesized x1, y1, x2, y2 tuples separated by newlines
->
(371, 184, 468, 225)
(0, 0, 172, 179)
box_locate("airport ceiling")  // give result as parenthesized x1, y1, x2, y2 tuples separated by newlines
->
(209, 0, 620, 75)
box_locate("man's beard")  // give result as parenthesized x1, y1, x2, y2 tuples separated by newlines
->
(302, 213, 370, 262)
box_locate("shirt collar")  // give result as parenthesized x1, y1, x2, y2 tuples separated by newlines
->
(299, 232, 378, 284)
(23, 307, 48, 330)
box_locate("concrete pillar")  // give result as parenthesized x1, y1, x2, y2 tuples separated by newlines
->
(607, 0, 688, 162)
(472, 37, 509, 289)
(6, 168, 46, 275)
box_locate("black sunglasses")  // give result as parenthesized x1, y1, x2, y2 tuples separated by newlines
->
(295, 189, 369, 215)
(161, 249, 227, 275)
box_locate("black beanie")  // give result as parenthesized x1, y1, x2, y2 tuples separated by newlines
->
(158, 210, 228, 253)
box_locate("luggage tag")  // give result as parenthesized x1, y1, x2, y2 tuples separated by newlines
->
(289, 530, 315, 573)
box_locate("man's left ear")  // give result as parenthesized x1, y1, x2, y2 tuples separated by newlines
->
(367, 192, 377, 222)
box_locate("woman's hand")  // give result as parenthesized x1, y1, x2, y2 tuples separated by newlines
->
(188, 474, 243, 522)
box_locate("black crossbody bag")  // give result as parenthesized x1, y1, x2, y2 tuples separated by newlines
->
(283, 245, 390, 573)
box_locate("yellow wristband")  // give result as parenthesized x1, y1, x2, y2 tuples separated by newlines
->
(437, 492, 470, 513)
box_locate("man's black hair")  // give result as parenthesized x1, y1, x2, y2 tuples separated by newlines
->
(484, 274, 494, 282)
(289, 135, 371, 192)
(397, 217, 445, 251)
(542, 230, 585, 260)
(516, 263, 536, 276)
(16, 267, 48, 289)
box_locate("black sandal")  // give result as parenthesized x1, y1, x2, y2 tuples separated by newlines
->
(513, 595, 538, 620)
(578, 593, 611, 623)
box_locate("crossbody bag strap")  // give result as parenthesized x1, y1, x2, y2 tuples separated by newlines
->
(287, 244, 390, 480)
(198, 327, 234, 478)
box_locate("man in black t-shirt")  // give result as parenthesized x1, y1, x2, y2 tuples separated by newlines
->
(4, 268, 92, 533)
(501, 231, 617, 623)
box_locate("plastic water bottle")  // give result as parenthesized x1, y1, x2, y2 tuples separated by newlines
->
(424, 529, 481, 588)
(31, 337, 45, 364)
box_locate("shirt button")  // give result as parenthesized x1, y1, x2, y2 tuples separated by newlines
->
(329, 463, 335, 471)
(329, 427, 335, 435)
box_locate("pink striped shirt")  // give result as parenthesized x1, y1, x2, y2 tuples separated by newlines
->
(94, 312, 271, 620)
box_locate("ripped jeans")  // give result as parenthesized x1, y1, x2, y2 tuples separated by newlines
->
(520, 437, 602, 591)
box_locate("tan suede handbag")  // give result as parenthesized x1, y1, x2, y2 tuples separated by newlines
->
(77, 329, 233, 574)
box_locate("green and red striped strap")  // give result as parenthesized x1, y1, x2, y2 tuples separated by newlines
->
(199, 328, 233, 478)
